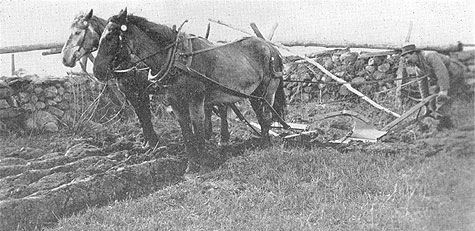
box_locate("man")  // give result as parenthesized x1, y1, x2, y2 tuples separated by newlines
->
(400, 43, 468, 127)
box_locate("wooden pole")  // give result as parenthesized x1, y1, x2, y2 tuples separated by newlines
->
(278, 41, 463, 53)
(42, 47, 62, 56)
(382, 94, 437, 131)
(405, 21, 413, 43)
(250, 23, 265, 39)
(205, 23, 211, 39)
(209, 18, 401, 118)
(267, 23, 279, 41)
(0, 42, 63, 55)
(11, 54, 15, 76)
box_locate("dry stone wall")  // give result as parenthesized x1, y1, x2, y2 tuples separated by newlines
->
(0, 73, 129, 133)
(283, 49, 475, 103)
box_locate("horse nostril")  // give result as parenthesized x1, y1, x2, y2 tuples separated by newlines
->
(62, 57, 76, 67)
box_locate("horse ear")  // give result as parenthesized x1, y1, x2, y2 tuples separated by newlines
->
(85, 9, 93, 20)
(117, 7, 128, 23)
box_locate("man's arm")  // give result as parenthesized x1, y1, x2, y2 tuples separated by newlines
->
(425, 52, 450, 92)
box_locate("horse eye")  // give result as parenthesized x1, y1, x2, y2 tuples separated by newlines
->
(74, 31, 81, 35)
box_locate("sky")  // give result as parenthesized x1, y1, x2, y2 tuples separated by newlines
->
(0, 0, 474, 76)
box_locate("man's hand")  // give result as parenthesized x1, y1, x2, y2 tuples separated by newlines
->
(436, 90, 450, 111)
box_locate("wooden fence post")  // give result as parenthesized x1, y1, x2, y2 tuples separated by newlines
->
(11, 54, 15, 76)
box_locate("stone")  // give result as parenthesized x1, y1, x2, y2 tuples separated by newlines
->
(44, 86, 58, 98)
(6, 96, 18, 107)
(339, 85, 350, 96)
(45, 99, 57, 106)
(56, 101, 70, 110)
(34, 87, 43, 94)
(352, 77, 366, 83)
(25, 110, 58, 131)
(323, 58, 334, 70)
(372, 71, 385, 80)
(365, 65, 375, 74)
(377, 63, 391, 73)
(63, 81, 73, 90)
(0, 87, 13, 99)
(332, 54, 340, 63)
(47, 106, 64, 118)
(57, 87, 65, 95)
(0, 80, 7, 88)
(340, 52, 358, 64)
(35, 101, 46, 110)
(21, 103, 35, 112)
(43, 122, 59, 132)
(62, 93, 72, 101)
(17, 92, 29, 103)
(0, 108, 22, 119)
(385, 82, 395, 89)
(53, 95, 62, 103)
(26, 85, 35, 92)
(334, 71, 345, 77)
(0, 99, 10, 109)
(30, 95, 38, 104)
(356, 70, 367, 77)
(368, 57, 383, 66)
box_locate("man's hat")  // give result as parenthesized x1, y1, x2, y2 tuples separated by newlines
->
(400, 43, 418, 56)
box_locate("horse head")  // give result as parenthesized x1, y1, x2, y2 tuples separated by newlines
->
(94, 8, 176, 81)
(61, 9, 105, 67)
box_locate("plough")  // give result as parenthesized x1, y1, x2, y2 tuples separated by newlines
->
(206, 19, 441, 144)
(240, 94, 436, 143)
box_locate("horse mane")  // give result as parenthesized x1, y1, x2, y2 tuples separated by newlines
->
(111, 14, 177, 47)
(71, 12, 107, 36)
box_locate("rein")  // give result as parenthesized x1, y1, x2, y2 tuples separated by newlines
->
(110, 21, 290, 129)
(75, 26, 98, 60)
(113, 20, 189, 78)
(174, 62, 290, 129)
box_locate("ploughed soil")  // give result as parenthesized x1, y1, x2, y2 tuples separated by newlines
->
(0, 94, 473, 230)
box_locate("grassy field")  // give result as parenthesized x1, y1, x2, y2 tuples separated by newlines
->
(46, 134, 474, 231)
(1, 94, 473, 231)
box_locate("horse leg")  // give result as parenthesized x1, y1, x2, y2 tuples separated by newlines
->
(260, 78, 282, 144)
(189, 95, 215, 170)
(250, 98, 269, 143)
(204, 105, 213, 140)
(219, 104, 230, 144)
(170, 99, 200, 173)
(120, 84, 158, 149)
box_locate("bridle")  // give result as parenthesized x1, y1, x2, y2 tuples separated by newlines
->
(111, 20, 243, 84)
(111, 20, 190, 84)
(74, 22, 98, 61)
(104, 19, 290, 130)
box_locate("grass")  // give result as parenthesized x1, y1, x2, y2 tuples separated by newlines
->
(47, 140, 475, 231)
(2, 93, 473, 231)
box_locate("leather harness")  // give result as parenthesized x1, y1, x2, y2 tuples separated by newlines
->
(113, 23, 289, 129)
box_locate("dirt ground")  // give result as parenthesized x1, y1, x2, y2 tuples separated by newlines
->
(0, 90, 473, 230)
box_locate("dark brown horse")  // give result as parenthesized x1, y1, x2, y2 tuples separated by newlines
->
(93, 9, 286, 173)
(61, 10, 233, 148)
